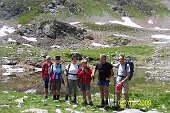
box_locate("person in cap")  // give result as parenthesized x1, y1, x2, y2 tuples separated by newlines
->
(92, 54, 113, 108)
(42, 56, 53, 99)
(78, 59, 93, 106)
(49, 56, 63, 100)
(65, 54, 79, 103)
(112, 55, 130, 109)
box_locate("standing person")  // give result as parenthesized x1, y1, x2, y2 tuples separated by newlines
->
(50, 56, 63, 100)
(112, 55, 130, 109)
(92, 54, 113, 108)
(78, 59, 93, 106)
(65, 55, 79, 103)
(42, 56, 53, 99)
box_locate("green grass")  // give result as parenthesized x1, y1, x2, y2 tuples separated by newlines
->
(83, 22, 141, 32)
(49, 45, 154, 62)
(0, 75, 170, 113)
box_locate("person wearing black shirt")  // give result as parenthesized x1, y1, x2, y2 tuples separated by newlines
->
(92, 54, 113, 108)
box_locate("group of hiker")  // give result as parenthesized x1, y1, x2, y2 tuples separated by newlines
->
(41, 54, 134, 109)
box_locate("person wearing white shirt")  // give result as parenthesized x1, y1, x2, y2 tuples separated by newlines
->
(112, 55, 130, 109)
(65, 55, 79, 103)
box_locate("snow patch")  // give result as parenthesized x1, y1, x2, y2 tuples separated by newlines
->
(2, 65, 24, 74)
(8, 38, 16, 42)
(109, 17, 143, 28)
(95, 22, 106, 25)
(22, 44, 34, 47)
(21, 108, 48, 113)
(154, 27, 170, 31)
(151, 34, 170, 40)
(22, 36, 37, 42)
(92, 42, 110, 48)
(112, 34, 129, 38)
(153, 42, 169, 44)
(24, 89, 37, 94)
(148, 20, 153, 25)
(0, 25, 15, 37)
(69, 22, 80, 25)
(51, 45, 61, 49)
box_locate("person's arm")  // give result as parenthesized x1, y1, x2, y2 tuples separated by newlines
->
(92, 65, 97, 78)
(78, 68, 83, 78)
(41, 64, 45, 80)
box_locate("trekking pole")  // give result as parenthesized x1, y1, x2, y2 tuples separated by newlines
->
(29, 82, 44, 94)
(113, 76, 116, 106)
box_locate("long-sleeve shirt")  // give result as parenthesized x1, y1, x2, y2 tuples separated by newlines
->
(78, 66, 92, 84)
(41, 61, 52, 79)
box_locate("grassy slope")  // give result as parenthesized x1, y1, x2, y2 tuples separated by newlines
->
(0, 79, 170, 113)
(1, 0, 168, 24)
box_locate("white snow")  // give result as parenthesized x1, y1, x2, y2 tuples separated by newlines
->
(51, 45, 61, 49)
(8, 38, 16, 42)
(95, 22, 106, 25)
(69, 22, 80, 25)
(153, 42, 169, 44)
(22, 44, 34, 47)
(2, 65, 24, 73)
(35, 68, 42, 72)
(92, 42, 110, 48)
(0, 25, 15, 37)
(56, 109, 62, 113)
(109, 17, 143, 28)
(148, 20, 153, 25)
(24, 89, 37, 94)
(18, 24, 22, 28)
(22, 36, 37, 42)
(112, 34, 130, 38)
(151, 34, 170, 40)
(154, 27, 170, 31)
(21, 108, 48, 113)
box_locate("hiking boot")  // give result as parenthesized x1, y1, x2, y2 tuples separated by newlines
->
(97, 99, 105, 108)
(57, 95, 60, 100)
(126, 104, 130, 109)
(65, 95, 68, 101)
(89, 101, 93, 106)
(53, 95, 57, 100)
(105, 99, 109, 107)
(82, 100, 87, 106)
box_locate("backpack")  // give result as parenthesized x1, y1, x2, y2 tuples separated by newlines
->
(118, 61, 134, 81)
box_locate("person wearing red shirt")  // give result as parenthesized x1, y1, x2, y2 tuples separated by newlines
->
(42, 56, 53, 99)
(78, 59, 93, 106)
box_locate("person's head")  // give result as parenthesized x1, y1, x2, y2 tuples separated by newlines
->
(46, 56, 51, 63)
(81, 59, 88, 67)
(119, 55, 125, 64)
(71, 54, 77, 64)
(100, 54, 107, 63)
(54, 56, 61, 64)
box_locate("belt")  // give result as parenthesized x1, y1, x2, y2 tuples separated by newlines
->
(68, 73, 78, 76)
(118, 75, 126, 78)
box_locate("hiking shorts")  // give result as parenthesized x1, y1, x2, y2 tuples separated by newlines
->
(98, 80, 109, 87)
(80, 83, 90, 91)
(43, 77, 49, 89)
(116, 76, 129, 94)
(67, 79, 78, 94)
(52, 79, 62, 90)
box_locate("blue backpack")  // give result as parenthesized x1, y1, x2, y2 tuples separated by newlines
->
(117, 61, 134, 81)
(125, 61, 134, 81)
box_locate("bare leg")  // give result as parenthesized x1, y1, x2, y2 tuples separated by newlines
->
(86, 90, 92, 101)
